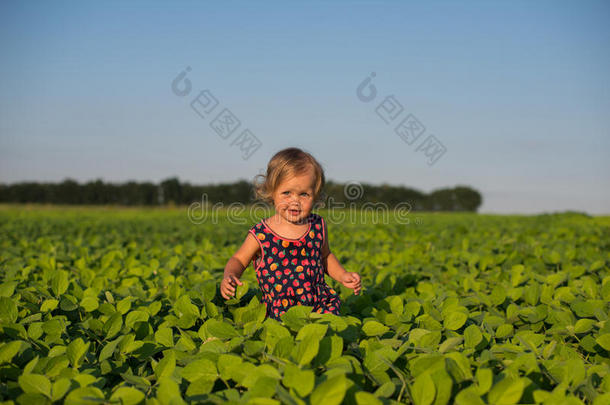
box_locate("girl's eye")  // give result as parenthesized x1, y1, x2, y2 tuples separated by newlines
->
(300, 193, 309, 197)
(282, 191, 290, 195)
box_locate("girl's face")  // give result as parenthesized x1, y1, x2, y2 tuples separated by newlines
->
(271, 168, 316, 224)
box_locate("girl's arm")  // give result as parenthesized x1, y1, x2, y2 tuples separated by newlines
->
(221, 232, 261, 298)
(321, 240, 348, 281)
(320, 220, 361, 294)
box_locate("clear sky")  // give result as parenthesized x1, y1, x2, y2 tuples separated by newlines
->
(1, 0, 608, 214)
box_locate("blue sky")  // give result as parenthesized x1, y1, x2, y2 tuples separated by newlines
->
(1, 0, 608, 214)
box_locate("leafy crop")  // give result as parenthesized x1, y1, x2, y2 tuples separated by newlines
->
(0, 207, 609, 404)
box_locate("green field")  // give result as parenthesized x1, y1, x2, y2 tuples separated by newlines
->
(1, 205, 609, 404)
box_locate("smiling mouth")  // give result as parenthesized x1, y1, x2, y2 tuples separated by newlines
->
(289, 209, 301, 215)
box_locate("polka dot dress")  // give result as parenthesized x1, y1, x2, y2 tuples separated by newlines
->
(249, 212, 341, 320)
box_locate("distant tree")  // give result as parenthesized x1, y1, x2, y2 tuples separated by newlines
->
(427, 188, 454, 211)
(160, 177, 182, 205)
(453, 186, 482, 211)
(57, 179, 81, 204)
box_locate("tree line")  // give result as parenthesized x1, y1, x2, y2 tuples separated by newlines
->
(0, 177, 482, 211)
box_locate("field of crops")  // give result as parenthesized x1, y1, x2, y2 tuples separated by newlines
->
(0, 205, 609, 405)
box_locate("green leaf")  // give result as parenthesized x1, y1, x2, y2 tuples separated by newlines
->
(574, 318, 596, 334)
(105, 291, 115, 304)
(23, 356, 39, 374)
(109, 387, 145, 405)
(235, 280, 249, 300)
(67, 338, 90, 368)
(431, 368, 452, 405)
(464, 325, 482, 348)
(181, 359, 217, 383)
(154, 351, 176, 379)
(445, 352, 473, 382)
(99, 336, 122, 362)
(186, 377, 216, 397)
(388, 296, 404, 315)
(205, 319, 240, 339)
(596, 334, 610, 351)
(73, 374, 97, 388)
(119, 373, 151, 391)
(64, 387, 105, 405)
(18, 374, 52, 398)
(594, 393, 610, 405)
(294, 334, 320, 366)
(0, 296, 18, 323)
(412, 372, 435, 405)
(40, 299, 59, 312)
(310, 373, 347, 405)
(43, 319, 65, 336)
(487, 377, 524, 405)
(475, 368, 493, 395)
(51, 378, 72, 402)
(356, 392, 383, 405)
(296, 323, 328, 341)
(0, 281, 18, 297)
(439, 336, 463, 354)
(125, 310, 150, 329)
(548, 251, 561, 264)
(375, 381, 395, 398)
(444, 311, 467, 331)
(51, 270, 70, 297)
(589, 260, 604, 272)
(156, 377, 184, 404)
(246, 375, 277, 398)
(60, 295, 79, 311)
(283, 363, 314, 397)
(490, 285, 506, 306)
(155, 327, 174, 347)
(80, 296, 99, 312)
(174, 295, 199, 318)
(455, 387, 486, 405)
(0, 340, 22, 363)
(167, 255, 179, 270)
(280, 305, 312, 331)
(116, 297, 133, 314)
(362, 320, 390, 337)
(496, 324, 514, 339)
(104, 313, 123, 339)
(217, 354, 243, 380)
(316, 335, 344, 364)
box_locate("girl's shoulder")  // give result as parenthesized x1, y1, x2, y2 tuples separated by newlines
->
(309, 212, 326, 234)
(249, 218, 265, 234)
(309, 212, 323, 222)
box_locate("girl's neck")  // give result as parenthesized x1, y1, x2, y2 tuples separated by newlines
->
(264, 214, 311, 240)
(268, 212, 309, 226)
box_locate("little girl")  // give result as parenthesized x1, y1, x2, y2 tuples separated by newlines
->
(221, 147, 361, 320)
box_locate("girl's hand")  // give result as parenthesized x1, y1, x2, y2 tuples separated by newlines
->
(340, 272, 362, 295)
(221, 275, 243, 299)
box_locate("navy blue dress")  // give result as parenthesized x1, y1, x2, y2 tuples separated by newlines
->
(249, 212, 341, 320)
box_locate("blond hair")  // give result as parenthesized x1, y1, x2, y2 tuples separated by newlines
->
(253, 147, 325, 206)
